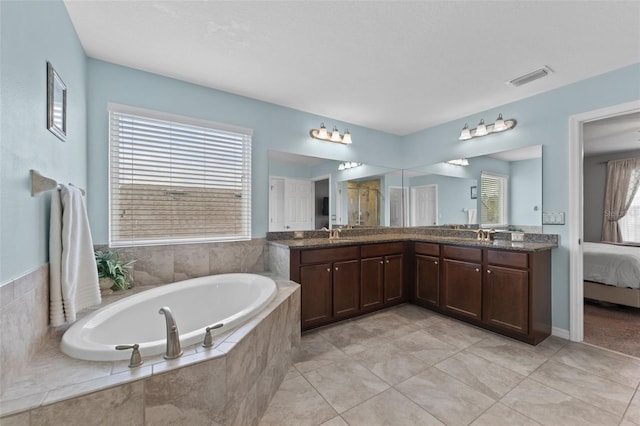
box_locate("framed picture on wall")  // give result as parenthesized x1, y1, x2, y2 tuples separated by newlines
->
(47, 61, 67, 141)
(470, 186, 477, 199)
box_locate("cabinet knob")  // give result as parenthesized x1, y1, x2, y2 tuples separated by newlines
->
(380, 261, 384, 264)
(326, 268, 330, 272)
(475, 268, 480, 272)
(487, 269, 492, 274)
(335, 267, 339, 271)
(386, 260, 389, 264)
(434, 261, 438, 265)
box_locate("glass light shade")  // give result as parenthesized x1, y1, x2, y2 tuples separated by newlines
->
(338, 163, 345, 171)
(475, 119, 488, 136)
(493, 114, 506, 132)
(330, 126, 341, 142)
(459, 124, 472, 140)
(350, 162, 359, 168)
(317, 123, 328, 139)
(342, 129, 352, 144)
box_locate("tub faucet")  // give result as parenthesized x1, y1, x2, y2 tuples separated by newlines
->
(158, 306, 183, 360)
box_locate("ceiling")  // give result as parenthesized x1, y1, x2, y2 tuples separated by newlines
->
(583, 112, 640, 156)
(64, 1, 640, 136)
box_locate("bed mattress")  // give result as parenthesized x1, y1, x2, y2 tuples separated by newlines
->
(583, 242, 640, 289)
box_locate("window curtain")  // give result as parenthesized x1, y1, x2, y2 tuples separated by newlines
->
(601, 157, 640, 242)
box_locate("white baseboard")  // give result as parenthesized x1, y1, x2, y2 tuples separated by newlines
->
(552, 326, 570, 340)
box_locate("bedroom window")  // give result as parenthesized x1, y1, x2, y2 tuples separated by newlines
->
(480, 172, 508, 227)
(108, 103, 252, 247)
(619, 189, 640, 243)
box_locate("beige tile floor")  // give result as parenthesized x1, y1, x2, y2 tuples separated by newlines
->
(260, 304, 640, 426)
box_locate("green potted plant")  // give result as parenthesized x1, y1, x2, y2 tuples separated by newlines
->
(95, 249, 135, 295)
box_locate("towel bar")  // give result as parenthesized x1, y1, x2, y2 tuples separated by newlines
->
(30, 169, 85, 196)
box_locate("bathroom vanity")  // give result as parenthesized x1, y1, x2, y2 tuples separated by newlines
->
(273, 231, 556, 345)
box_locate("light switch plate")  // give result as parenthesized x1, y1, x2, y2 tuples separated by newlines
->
(542, 211, 565, 225)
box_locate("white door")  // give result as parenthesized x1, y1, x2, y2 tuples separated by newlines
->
(389, 186, 408, 227)
(411, 184, 437, 226)
(269, 177, 285, 231)
(284, 178, 314, 230)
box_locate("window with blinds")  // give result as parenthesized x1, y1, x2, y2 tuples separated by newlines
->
(480, 172, 508, 226)
(108, 104, 252, 247)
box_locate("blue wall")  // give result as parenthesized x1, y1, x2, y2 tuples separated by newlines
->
(0, 0, 87, 283)
(86, 59, 403, 243)
(401, 63, 640, 331)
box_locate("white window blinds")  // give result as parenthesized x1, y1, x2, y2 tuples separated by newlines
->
(108, 104, 252, 247)
(480, 172, 508, 226)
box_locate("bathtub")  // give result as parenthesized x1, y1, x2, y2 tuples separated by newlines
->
(61, 273, 277, 361)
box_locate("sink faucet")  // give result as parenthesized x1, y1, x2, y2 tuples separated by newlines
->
(158, 306, 183, 359)
(321, 227, 342, 240)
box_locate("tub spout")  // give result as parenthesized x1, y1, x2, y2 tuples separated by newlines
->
(158, 306, 183, 359)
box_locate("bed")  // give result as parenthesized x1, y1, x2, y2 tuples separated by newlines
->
(583, 242, 640, 308)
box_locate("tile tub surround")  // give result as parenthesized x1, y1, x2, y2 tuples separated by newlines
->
(0, 265, 49, 395)
(260, 304, 640, 426)
(0, 280, 300, 425)
(95, 238, 269, 286)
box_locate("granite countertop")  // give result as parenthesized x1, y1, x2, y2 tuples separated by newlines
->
(267, 233, 557, 252)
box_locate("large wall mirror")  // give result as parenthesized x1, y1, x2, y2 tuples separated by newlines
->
(268, 151, 402, 231)
(404, 145, 542, 232)
(268, 145, 542, 232)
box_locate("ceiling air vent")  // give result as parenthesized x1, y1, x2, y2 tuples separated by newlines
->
(506, 66, 553, 87)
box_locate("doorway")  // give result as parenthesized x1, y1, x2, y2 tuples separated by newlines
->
(411, 184, 437, 226)
(568, 99, 640, 343)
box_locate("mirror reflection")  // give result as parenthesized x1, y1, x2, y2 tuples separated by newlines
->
(404, 145, 542, 231)
(268, 145, 542, 232)
(267, 151, 402, 231)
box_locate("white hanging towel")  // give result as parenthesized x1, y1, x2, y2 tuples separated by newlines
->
(467, 208, 477, 224)
(49, 184, 101, 326)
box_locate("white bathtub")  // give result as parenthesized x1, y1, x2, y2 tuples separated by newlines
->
(61, 273, 277, 361)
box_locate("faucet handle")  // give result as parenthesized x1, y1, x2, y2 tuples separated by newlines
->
(115, 343, 143, 368)
(202, 323, 224, 348)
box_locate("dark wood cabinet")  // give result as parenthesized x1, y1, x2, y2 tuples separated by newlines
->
(441, 258, 483, 320)
(360, 257, 384, 311)
(333, 259, 360, 319)
(292, 246, 360, 330)
(483, 249, 551, 344)
(483, 265, 529, 334)
(299, 263, 332, 328)
(414, 242, 440, 308)
(384, 254, 404, 303)
(361, 242, 406, 309)
(290, 240, 551, 344)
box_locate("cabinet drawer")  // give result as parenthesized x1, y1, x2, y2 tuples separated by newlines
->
(487, 250, 528, 269)
(361, 242, 404, 258)
(301, 246, 359, 264)
(414, 242, 440, 256)
(442, 245, 481, 263)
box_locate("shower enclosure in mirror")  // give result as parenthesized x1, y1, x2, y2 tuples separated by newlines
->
(267, 151, 402, 231)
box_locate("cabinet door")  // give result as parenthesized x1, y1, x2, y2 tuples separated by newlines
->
(484, 265, 529, 334)
(361, 257, 384, 311)
(300, 263, 332, 328)
(416, 254, 439, 307)
(441, 259, 482, 319)
(384, 254, 404, 304)
(333, 259, 361, 319)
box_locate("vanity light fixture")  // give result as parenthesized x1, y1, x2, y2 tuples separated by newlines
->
(458, 113, 517, 140)
(338, 161, 361, 171)
(311, 123, 353, 144)
(446, 158, 469, 166)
